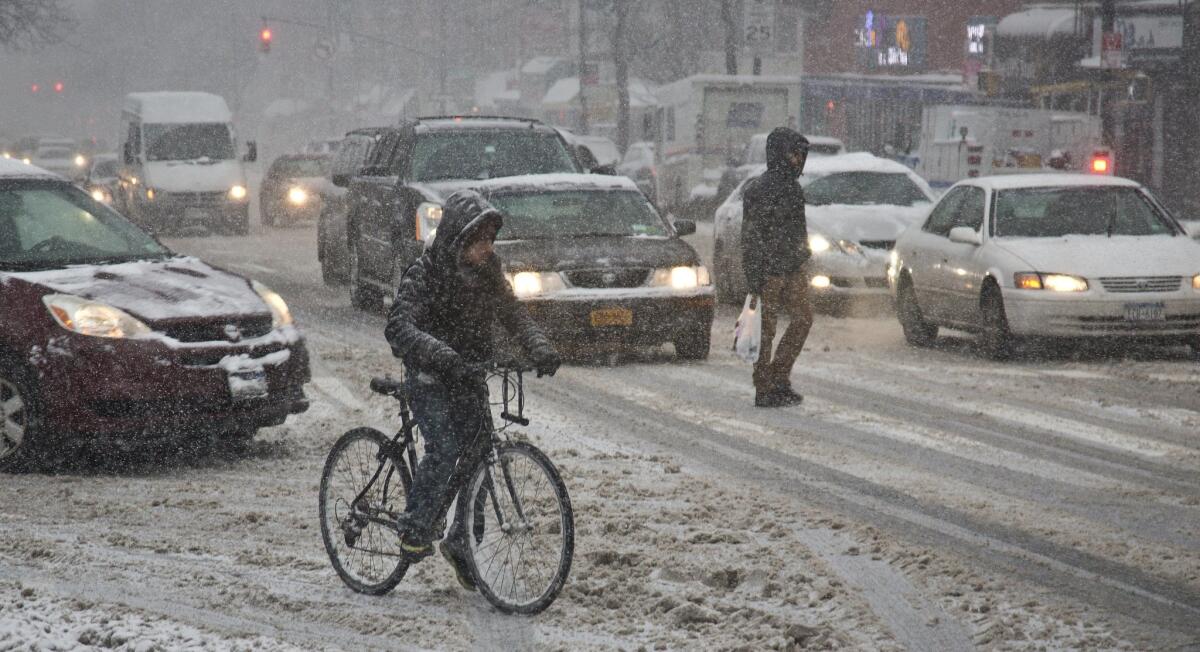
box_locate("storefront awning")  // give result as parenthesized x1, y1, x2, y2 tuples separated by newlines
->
(997, 7, 1078, 39)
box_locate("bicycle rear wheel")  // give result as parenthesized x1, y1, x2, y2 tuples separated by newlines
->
(319, 427, 411, 595)
(457, 441, 574, 614)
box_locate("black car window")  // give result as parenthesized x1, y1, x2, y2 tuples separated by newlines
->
(993, 186, 1176, 238)
(923, 186, 969, 237)
(366, 132, 399, 173)
(0, 181, 170, 270)
(488, 189, 667, 240)
(803, 172, 929, 207)
(410, 131, 577, 182)
(952, 186, 986, 232)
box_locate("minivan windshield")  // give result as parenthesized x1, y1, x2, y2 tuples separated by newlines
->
(410, 131, 576, 182)
(489, 190, 667, 240)
(802, 172, 930, 207)
(0, 181, 171, 271)
(994, 186, 1177, 238)
(143, 123, 235, 162)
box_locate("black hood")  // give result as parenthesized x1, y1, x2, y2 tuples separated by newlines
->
(427, 189, 504, 271)
(766, 127, 809, 175)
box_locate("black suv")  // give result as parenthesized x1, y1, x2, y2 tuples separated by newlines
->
(339, 116, 581, 311)
(319, 127, 387, 285)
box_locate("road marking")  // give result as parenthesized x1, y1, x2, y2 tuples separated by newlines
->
(309, 375, 367, 412)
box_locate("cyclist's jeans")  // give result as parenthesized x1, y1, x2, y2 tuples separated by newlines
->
(403, 373, 487, 545)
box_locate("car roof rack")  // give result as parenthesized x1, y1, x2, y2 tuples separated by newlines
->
(414, 115, 544, 125)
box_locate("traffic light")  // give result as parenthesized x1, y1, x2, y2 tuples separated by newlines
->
(53, 81, 63, 93)
(30, 83, 39, 93)
(259, 23, 272, 53)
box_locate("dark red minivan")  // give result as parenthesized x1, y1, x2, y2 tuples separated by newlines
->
(0, 160, 309, 470)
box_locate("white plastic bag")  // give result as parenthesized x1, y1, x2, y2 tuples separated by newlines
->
(733, 294, 762, 364)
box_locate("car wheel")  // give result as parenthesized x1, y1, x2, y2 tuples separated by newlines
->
(979, 285, 1015, 360)
(674, 325, 711, 361)
(897, 279, 938, 347)
(348, 238, 384, 313)
(0, 363, 47, 473)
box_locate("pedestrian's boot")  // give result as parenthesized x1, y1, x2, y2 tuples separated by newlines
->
(755, 388, 790, 408)
(775, 383, 804, 406)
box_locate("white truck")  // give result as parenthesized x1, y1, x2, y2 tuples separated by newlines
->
(652, 74, 802, 213)
(117, 92, 257, 235)
(914, 105, 1112, 191)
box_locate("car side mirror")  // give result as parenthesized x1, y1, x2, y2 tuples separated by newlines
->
(243, 141, 258, 163)
(673, 219, 697, 237)
(590, 164, 616, 176)
(948, 226, 982, 245)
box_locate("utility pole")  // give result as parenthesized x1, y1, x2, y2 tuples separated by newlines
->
(721, 0, 738, 75)
(578, 0, 590, 134)
(1100, 0, 1117, 148)
(613, 0, 631, 153)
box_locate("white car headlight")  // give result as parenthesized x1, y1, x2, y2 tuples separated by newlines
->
(809, 233, 860, 256)
(42, 294, 151, 339)
(74, 154, 87, 168)
(287, 186, 308, 205)
(1193, 274, 1200, 291)
(649, 266, 711, 290)
(252, 280, 294, 328)
(416, 202, 443, 241)
(90, 188, 110, 203)
(505, 271, 565, 298)
(809, 234, 832, 254)
(1014, 272, 1089, 292)
(229, 184, 248, 200)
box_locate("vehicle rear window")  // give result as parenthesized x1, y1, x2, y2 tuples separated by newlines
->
(0, 182, 169, 270)
(411, 131, 576, 182)
(489, 190, 667, 240)
(36, 148, 72, 159)
(994, 186, 1176, 238)
(802, 172, 930, 207)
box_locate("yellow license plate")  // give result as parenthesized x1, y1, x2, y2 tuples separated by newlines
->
(589, 307, 633, 327)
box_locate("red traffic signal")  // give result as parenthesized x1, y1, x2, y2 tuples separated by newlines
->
(259, 26, 272, 53)
(30, 83, 40, 93)
(53, 81, 64, 93)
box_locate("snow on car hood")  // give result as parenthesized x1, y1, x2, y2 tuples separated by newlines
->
(409, 179, 488, 203)
(145, 160, 244, 193)
(807, 203, 933, 242)
(497, 235, 698, 272)
(5, 256, 269, 323)
(993, 235, 1200, 278)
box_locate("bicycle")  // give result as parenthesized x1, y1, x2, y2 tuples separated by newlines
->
(318, 357, 574, 615)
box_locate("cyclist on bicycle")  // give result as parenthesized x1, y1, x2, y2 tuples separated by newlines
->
(384, 189, 561, 589)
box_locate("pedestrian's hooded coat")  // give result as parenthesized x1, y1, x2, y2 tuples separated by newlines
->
(385, 190, 550, 379)
(740, 127, 811, 294)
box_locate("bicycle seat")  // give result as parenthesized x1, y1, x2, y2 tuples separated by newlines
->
(370, 376, 406, 398)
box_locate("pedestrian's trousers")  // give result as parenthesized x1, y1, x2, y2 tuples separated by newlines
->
(753, 268, 814, 392)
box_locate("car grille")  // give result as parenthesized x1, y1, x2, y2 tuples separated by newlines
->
(158, 316, 274, 343)
(163, 190, 228, 207)
(566, 268, 650, 289)
(859, 240, 896, 250)
(1098, 276, 1182, 293)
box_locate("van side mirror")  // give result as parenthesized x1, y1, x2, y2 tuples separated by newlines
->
(243, 141, 258, 163)
(948, 226, 982, 245)
(673, 219, 697, 237)
(123, 142, 135, 165)
(590, 164, 616, 176)
(332, 173, 350, 188)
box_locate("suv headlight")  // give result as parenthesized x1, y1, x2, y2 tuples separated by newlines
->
(252, 281, 294, 328)
(649, 265, 711, 290)
(229, 184, 248, 200)
(504, 271, 565, 298)
(416, 202, 443, 241)
(42, 294, 151, 339)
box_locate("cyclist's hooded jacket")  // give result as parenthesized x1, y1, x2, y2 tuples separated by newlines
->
(740, 127, 811, 293)
(385, 189, 550, 379)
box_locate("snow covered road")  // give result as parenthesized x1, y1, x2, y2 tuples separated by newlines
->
(3, 222, 1198, 651)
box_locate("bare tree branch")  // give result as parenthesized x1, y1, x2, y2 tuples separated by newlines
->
(0, 0, 72, 50)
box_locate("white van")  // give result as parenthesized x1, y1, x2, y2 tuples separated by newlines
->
(117, 92, 257, 235)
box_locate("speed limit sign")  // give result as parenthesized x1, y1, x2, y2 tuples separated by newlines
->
(743, 0, 776, 53)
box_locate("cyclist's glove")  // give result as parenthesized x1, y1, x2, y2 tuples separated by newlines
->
(432, 349, 472, 386)
(530, 345, 562, 378)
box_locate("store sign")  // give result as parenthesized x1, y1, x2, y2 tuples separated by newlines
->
(964, 17, 996, 88)
(1092, 13, 1183, 64)
(855, 12, 927, 71)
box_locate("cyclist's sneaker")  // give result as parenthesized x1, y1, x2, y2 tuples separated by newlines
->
(439, 538, 477, 592)
(400, 538, 433, 561)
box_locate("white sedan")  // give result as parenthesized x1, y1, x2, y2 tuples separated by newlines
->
(712, 152, 936, 309)
(889, 174, 1200, 358)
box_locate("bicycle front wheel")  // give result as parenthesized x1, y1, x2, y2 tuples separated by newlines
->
(457, 441, 574, 615)
(318, 427, 411, 595)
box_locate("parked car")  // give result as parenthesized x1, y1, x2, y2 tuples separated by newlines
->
(616, 141, 658, 204)
(889, 174, 1200, 358)
(343, 116, 580, 311)
(85, 154, 120, 205)
(260, 154, 331, 227)
(712, 152, 936, 309)
(0, 158, 310, 471)
(319, 127, 387, 285)
(476, 173, 714, 359)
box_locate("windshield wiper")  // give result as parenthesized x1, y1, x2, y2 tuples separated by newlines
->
(1106, 212, 1117, 238)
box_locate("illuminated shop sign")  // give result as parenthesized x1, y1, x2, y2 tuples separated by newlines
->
(855, 12, 927, 70)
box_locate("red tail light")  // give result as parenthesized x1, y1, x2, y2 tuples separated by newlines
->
(1091, 157, 1109, 173)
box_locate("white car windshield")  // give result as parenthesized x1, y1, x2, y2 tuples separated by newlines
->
(994, 186, 1176, 238)
(803, 172, 930, 207)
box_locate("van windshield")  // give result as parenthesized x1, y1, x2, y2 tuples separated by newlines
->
(143, 123, 235, 162)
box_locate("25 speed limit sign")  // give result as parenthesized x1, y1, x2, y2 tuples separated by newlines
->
(743, 0, 776, 53)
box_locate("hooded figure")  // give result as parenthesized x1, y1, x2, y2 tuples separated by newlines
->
(384, 189, 560, 573)
(738, 127, 813, 408)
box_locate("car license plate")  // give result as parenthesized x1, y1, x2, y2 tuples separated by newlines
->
(590, 307, 633, 327)
(1123, 302, 1166, 322)
(228, 368, 269, 401)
